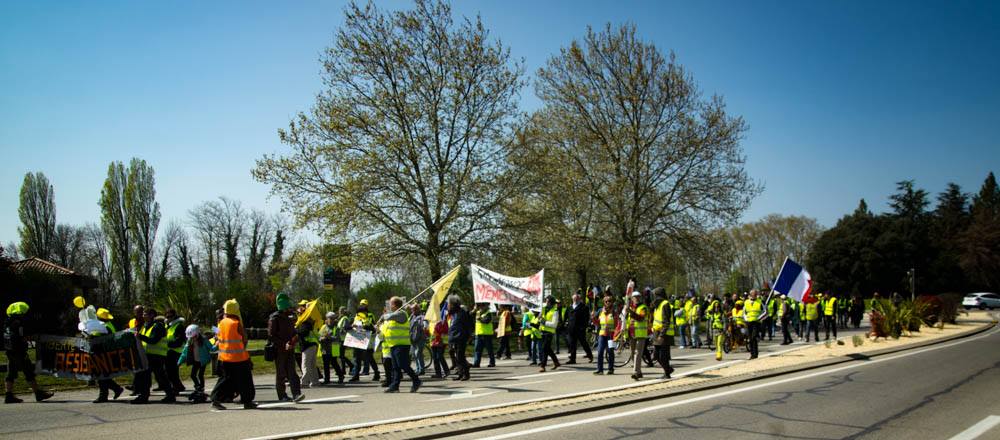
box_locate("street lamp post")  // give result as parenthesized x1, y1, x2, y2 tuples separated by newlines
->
(908, 268, 915, 301)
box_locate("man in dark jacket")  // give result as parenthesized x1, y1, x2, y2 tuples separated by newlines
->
(133, 308, 175, 404)
(4, 302, 54, 403)
(268, 293, 304, 402)
(447, 295, 472, 381)
(566, 293, 594, 364)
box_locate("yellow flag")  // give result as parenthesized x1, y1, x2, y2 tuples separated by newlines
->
(424, 266, 461, 324)
(296, 299, 323, 330)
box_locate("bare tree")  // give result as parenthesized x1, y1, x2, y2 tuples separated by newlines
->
(53, 224, 86, 271)
(100, 161, 133, 304)
(253, 0, 527, 281)
(529, 23, 761, 275)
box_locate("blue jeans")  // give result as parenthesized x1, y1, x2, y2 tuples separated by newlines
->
(529, 339, 540, 363)
(596, 335, 614, 372)
(473, 335, 495, 366)
(388, 346, 419, 390)
(690, 322, 701, 347)
(410, 342, 426, 375)
(678, 324, 689, 347)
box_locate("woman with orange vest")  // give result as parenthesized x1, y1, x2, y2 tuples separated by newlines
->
(210, 299, 257, 410)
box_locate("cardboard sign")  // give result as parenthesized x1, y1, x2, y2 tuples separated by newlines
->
(343, 329, 372, 350)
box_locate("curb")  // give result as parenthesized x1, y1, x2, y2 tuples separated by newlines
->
(319, 320, 996, 440)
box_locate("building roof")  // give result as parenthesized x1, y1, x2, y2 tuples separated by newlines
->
(10, 257, 78, 275)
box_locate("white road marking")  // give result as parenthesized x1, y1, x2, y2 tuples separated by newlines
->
(481, 327, 1000, 439)
(504, 370, 574, 380)
(215, 395, 359, 411)
(421, 380, 551, 403)
(948, 415, 1000, 440)
(245, 327, 982, 440)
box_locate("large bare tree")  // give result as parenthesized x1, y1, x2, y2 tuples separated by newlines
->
(253, 0, 527, 281)
(529, 23, 761, 275)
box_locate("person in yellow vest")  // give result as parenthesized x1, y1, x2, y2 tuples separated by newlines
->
(378, 319, 393, 387)
(133, 307, 175, 404)
(320, 312, 345, 384)
(128, 304, 143, 330)
(538, 296, 561, 373)
(804, 296, 821, 342)
(93, 307, 124, 403)
(651, 288, 675, 379)
(742, 290, 764, 359)
(705, 294, 722, 349)
(210, 299, 257, 410)
(472, 303, 496, 368)
(778, 295, 794, 345)
(674, 295, 688, 349)
(685, 293, 703, 349)
(627, 291, 648, 380)
(594, 295, 616, 375)
(522, 308, 538, 364)
(824, 292, 838, 341)
(497, 305, 513, 360)
(383, 296, 423, 393)
(335, 306, 355, 374)
(348, 299, 380, 382)
(296, 303, 322, 388)
(163, 308, 187, 393)
(4, 302, 54, 404)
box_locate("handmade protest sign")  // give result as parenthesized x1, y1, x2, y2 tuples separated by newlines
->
(471, 264, 544, 309)
(343, 329, 372, 350)
(35, 331, 147, 380)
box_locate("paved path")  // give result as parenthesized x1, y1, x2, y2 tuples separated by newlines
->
(0, 325, 869, 440)
(458, 324, 1000, 440)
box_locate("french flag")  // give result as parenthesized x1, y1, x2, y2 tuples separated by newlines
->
(772, 257, 814, 303)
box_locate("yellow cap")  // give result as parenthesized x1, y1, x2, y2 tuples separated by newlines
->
(6, 301, 29, 316)
(73, 296, 86, 309)
(96, 308, 114, 321)
(359, 299, 369, 306)
(298, 299, 309, 306)
(223, 299, 240, 316)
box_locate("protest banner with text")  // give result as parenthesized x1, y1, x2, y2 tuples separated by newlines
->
(471, 264, 544, 309)
(36, 331, 148, 381)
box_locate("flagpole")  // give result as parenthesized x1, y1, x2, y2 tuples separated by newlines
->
(374, 266, 460, 325)
(762, 256, 790, 320)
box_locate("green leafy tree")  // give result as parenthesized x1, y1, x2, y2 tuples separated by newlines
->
(125, 158, 160, 299)
(960, 172, 1000, 289)
(254, 0, 527, 282)
(100, 161, 132, 305)
(18, 171, 57, 260)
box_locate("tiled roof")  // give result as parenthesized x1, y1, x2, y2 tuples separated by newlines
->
(9, 257, 77, 275)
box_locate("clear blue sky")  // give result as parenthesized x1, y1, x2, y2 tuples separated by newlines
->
(2, 0, 998, 246)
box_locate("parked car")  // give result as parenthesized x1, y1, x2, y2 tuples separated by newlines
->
(962, 292, 1000, 310)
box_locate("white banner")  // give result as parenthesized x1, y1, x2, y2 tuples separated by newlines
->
(471, 264, 544, 309)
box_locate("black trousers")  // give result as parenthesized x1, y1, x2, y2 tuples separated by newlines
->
(274, 350, 301, 398)
(352, 348, 380, 377)
(136, 354, 174, 397)
(98, 378, 123, 398)
(824, 315, 838, 339)
(450, 339, 470, 377)
(654, 343, 672, 376)
(210, 360, 254, 404)
(540, 333, 559, 367)
(190, 361, 206, 393)
(781, 317, 793, 344)
(339, 346, 354, 372)
(322, 353, 345, 382)
(567, 328, 593, 361)
(166, 350, 185, 391)
(747, 321, 761, 358)
(498, 336, 511, 358)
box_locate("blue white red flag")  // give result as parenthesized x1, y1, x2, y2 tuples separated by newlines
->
(772, 258, 814, 303)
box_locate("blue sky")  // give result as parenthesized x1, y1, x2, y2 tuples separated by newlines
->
(2, 0, 998, 246)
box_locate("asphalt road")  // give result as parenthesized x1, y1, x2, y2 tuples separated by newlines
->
(0, 325, 863, 440)
(457, 325, 1000, 440)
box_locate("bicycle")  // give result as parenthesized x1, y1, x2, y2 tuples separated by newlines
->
(722, 320, 749, 354)
(613, 334, 655, 368)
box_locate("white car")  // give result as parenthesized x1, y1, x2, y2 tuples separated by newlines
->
(962, 292, 1000, 310)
